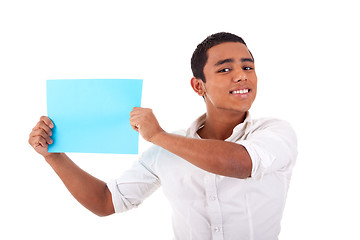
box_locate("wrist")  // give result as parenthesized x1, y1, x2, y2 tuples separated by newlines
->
(149, 130, 167, 145)
(44, 152, 65, 163)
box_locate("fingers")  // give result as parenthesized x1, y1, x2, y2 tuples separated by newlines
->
(129, 116, 140, 132)
(39, 116, 54, 131)
(31, 128, 53, 145)
(33, 116, 53, 132)
(129, 107, 164, 143)
(30, 134, 48, 148)
(131, 124, 139, 132)
(130, 107, 146, 130)
(130, 107, 153, 118)
(130, 107, 149, 116)
(29, 116, 54, 150)
(130, 108, 151, 126)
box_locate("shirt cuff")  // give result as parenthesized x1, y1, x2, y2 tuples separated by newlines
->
(107, 179, 126, 213)
(238, 140, 276, 180)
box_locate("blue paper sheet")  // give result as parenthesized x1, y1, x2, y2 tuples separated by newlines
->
(46, 79, 142, 154)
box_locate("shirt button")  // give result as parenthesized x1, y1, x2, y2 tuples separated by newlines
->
(213, 226, 221, 232)
(209, 196, 216, 201)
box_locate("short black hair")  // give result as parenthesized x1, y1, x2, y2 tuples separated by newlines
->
(191, 32, 253, 82)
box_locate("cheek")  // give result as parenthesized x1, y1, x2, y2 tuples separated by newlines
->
(251, 84, 257, 99)
(251, 73, 258, 83)
(251, 76, 258, 95)
(252, 89, 257, 102)
(204, 85, 228, 105)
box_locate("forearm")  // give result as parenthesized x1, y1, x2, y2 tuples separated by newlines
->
(152, 132, 252, 179)
(44, 153, 114, 216)
(129, 107, 252, 178)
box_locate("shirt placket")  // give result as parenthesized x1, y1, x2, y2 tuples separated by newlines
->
(204, 173, 224, 240)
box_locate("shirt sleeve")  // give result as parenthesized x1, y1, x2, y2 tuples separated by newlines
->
(107, 146, 161, 213)
(238, 119, 298, 180)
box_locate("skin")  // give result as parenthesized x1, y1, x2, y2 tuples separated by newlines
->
(28, 117, 115, 216)
(28, 41, 257, 217)
(130, 42, 257, 178)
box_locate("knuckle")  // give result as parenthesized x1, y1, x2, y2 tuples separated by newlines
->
(33, 128, 40, 135)
(33, 121, 41, 130)
(33, 136, 41, 145)
(29, 133, 35, 141)
(40, 116, 51, 126)
(29, 129, 37, 137)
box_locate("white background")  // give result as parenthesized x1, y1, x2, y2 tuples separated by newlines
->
(1, 0, 359, 239)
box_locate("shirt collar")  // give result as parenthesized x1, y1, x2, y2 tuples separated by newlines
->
(187, 112, 252, 141)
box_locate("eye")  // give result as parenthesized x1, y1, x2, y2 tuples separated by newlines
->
(243, 66, 254, 71)
(217, 68, 231, 73)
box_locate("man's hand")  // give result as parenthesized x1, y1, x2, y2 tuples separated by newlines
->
(28, 116, 55, 158)
(130, 107, 165, 143)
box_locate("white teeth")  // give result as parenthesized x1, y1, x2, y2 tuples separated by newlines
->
(231, 89, 249, 94)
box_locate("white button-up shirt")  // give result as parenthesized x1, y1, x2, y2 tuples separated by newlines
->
(107, 113, 297, 240)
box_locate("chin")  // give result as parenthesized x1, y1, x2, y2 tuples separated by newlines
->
(232, 102, 253, 112)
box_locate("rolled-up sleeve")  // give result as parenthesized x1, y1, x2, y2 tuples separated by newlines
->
(238, 120, 298, 180)
(107, 147, 161, 213)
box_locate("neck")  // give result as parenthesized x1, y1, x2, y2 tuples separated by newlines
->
(197, 108, 247, 140)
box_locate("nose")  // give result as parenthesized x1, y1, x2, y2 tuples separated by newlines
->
(233, 68, 247, 82)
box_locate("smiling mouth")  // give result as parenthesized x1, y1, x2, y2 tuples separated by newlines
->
(230, 89, 250, 94)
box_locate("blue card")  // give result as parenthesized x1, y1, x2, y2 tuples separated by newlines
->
(46, 79, 143, 154)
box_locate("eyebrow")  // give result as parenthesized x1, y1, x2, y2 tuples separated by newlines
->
(214, 57, 254, 66)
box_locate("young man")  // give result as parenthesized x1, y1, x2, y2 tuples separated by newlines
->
(29, 32, 297, 239)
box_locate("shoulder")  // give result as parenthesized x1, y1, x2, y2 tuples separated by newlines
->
(241, 118, 298, 179)
(251, 117, 292, 129)
(245, 117, 297, 147)
(250, 118, 296, 136)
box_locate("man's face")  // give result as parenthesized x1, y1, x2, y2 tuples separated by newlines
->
(202, 42, 257, 114)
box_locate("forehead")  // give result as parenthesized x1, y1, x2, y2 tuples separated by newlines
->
(205, 42, 252, 66)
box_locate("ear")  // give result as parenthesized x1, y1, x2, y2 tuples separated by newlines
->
(190, 77, 206, 96)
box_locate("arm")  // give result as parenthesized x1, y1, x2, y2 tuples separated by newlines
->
(28, 116, 115, 217)
(153, 132, 252, 178)
(130, 108, 252, 179)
